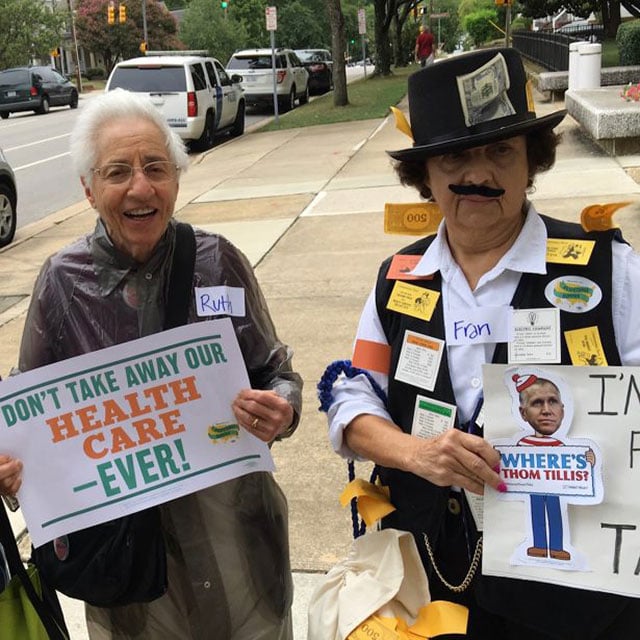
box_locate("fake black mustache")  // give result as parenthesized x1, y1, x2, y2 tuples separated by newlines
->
(448, 184, 505, 198)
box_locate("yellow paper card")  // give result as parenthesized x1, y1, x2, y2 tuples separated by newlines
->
(410, 600, 469, 637)
(564, 326, 608, 366)
(386, 281, 440, 322)
(546, 238, 595, 265)
(384, 203, 443, 236)
(348, 615, 399, 640)
(339, 479, 396, 526)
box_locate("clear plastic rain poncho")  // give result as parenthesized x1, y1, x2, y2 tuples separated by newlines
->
(19, 219, 303, 640)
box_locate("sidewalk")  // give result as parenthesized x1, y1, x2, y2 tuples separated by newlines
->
(3, 87, 640, 638)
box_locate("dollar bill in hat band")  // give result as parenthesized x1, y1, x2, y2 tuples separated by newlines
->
(387, 48, 566, 162)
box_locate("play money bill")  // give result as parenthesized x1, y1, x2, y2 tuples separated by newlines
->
(456, 53, 516, 126)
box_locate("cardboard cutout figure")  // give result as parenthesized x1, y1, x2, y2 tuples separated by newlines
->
(493, 366, 604, 571)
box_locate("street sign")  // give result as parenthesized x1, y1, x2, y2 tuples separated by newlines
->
(265, 6, 277, 31)
(430, 12, 450, 18)
(358, 8, 366, 35)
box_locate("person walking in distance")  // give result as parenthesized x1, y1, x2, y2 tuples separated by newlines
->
(415, 25, 435, 67)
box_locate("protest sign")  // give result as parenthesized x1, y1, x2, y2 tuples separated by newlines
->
(1, 318, 273, 547)
(483, 364, 640, 598)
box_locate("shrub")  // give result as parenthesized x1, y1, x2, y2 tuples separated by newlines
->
(512, 17, 532, 31)
(85, 67, 106, 80)
(617, 20, 640, 65)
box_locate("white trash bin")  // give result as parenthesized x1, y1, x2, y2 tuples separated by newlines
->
(568, 41, 583, 91)
(576, 42, 601, 89)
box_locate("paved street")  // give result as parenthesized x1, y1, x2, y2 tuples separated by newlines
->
(2, 84, 640, 638)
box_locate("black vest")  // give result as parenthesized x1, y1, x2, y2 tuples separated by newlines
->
(374, 216, 635, 639)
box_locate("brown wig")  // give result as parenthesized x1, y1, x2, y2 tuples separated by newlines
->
(393, 127, 562, 201)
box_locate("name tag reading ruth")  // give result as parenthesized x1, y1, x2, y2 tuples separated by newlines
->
(195, 286, 245, 317)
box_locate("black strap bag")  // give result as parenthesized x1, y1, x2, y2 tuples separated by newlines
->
(31, 222, 196, 608)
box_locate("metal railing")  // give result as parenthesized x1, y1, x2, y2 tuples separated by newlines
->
(512, 28, 604, 71)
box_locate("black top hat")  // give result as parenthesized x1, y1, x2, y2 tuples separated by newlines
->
(388, 48, 566, 162)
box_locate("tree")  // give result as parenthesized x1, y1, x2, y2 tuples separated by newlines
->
(276, 0, 329, 48)
(0, 0, 66, 68)
(326, 0, 348, 106)
(463, 7, 500, 45)
(372, 0, 399, 75)
(229, 0, 270, 48)
(180, 0, 247, 63)
(432, 0, 463, 52)
(76, 0, 181, 74)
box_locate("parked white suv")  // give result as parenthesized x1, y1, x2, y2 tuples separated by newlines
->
(105, 52, 245, 150)
(226, 48, 309, 112)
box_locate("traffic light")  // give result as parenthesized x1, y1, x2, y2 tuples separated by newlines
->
(118, 3, 126, 22)
(107, 2, 115, 24)
(221, 0, 228, 7)
(139, 41, 147, 53)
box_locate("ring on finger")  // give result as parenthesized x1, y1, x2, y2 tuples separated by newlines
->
(251, 417, 260, 429)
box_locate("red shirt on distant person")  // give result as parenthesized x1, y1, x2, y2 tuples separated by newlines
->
(415, 26, 434, 67)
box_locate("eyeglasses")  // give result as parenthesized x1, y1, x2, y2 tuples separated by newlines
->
(91, 161, 179, 185)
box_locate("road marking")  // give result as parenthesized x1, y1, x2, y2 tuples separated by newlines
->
(13, 151, 70, 171)
(300, 191, 327, 217)
(5, 133, 70, 152)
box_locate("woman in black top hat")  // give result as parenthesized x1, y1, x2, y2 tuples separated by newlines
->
(326, 48, 640, 639)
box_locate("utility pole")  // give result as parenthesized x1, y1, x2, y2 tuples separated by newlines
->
(67, 0, 82, 93)
(142, 0, 148, 48)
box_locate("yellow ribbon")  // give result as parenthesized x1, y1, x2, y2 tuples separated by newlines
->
(348, 601, 469, 639)
(339, 478, 396, 527)
(580, 201, 630, 232)
(390, 106, 414, 141)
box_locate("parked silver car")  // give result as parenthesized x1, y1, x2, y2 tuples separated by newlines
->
(226, 48, 309, 112)
(0, 147, 17, 247)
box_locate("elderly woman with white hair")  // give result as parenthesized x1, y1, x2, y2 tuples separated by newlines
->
(0, 88, 302, 638)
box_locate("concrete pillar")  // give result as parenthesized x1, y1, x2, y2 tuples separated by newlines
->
(568, 41, 582, 91)
(576, 42, 602, 89)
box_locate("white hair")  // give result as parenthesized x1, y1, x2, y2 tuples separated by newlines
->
(70, 88, 189, 185)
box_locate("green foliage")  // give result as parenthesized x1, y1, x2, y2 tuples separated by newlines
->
(430, 0, 462, 53)
(275, 0, 330, 48)
(457, 0, 495, 20)
(0, 0, 66, 68)
(76, 0, 181, 73)
(511, 16, 532, 31)
(617, 19, 640, 65)
(180, 0, 331, 63)
(179, 0, 247, 63)
(228, 0, 270, 48)
(85, 66, 106, 79)
(463, 8, 499, 45)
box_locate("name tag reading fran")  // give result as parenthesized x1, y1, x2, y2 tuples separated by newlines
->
(445, 306, 512, 346)
(195, 286, 245, 317)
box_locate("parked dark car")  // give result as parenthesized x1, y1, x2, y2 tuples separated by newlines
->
(295, 49, 333, 94)
(0, 66, 78, 119)
(0, 147, 17, 247)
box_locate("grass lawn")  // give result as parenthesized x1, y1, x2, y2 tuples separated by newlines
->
(259, 65, 414, 132)
(601, 39, 620, 67)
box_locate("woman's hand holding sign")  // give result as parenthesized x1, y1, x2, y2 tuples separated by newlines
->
(0, 454, 22, 497)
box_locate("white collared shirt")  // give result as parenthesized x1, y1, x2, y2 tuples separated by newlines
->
(327, 204, 640, 458)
